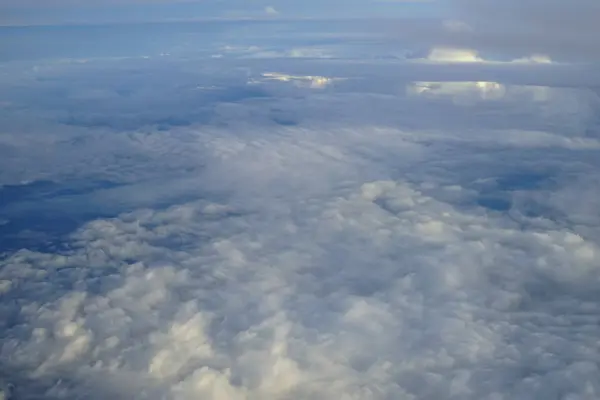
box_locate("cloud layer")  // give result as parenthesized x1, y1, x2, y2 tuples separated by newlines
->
(2, 122, 600, 398)
(1, 19, 600, 400)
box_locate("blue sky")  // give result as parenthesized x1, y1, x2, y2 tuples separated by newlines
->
(1, 0, 443, 26)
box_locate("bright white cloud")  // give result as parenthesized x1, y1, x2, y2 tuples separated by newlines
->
(426, 47, 483, 63)
(253, 72, 344, 89)
(417, 47, 553, 65)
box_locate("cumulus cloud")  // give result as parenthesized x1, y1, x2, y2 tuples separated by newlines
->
(378, 1, 600, 63)
(2, 121, 600, 398)
(416, 47, 553, 65)
(405, 80, 584, 109)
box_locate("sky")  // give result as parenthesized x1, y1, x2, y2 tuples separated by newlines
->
(0, 0, 442, 25)
(1, 1, 600, 400)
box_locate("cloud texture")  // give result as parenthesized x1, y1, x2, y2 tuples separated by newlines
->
(1, 16, 600, 400)
(2, 122, 600, 398)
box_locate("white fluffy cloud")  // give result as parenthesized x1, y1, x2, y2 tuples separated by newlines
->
(2, 119, 600, 398)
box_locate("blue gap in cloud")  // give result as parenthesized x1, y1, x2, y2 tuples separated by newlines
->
(476, 171, 556, 212)
(0, 176, 237, 255)
(0, 180, 122, 254)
